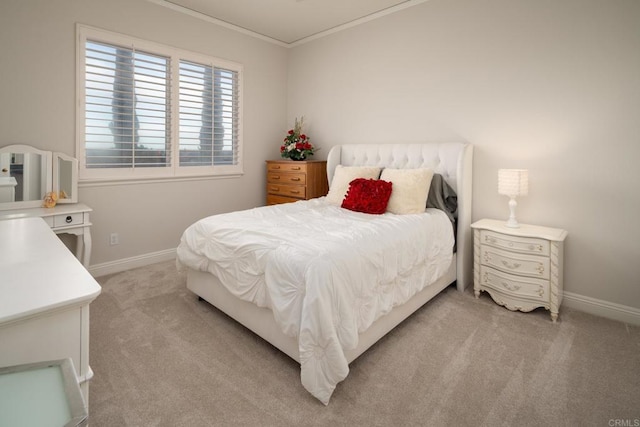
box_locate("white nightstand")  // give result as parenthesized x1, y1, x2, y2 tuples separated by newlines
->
(471, 219, 567, 322)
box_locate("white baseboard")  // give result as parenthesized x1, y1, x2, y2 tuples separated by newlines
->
(563, 291, 640, 326)
(88, 248, 176, 278)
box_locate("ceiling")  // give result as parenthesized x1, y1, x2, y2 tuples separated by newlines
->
(154, 0, 427, 46)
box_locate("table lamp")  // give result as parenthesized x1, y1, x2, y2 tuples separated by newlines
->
(498, 169, 528, 228)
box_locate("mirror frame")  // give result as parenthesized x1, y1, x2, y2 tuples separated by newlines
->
(53, 152, 79, 204)
(0, 144, 53, 210)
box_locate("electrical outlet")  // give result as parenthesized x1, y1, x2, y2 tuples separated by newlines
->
(110, 233, 119, 246)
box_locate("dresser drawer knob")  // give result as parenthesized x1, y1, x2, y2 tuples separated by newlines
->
(291, 166, 301, 170)
(290, 190, 300, 194)
(65, 215, 73, 223)
(272, 175, 281, 180)
(291, 177, 301, 181)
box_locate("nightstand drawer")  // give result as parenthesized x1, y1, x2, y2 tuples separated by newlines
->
(267, 162, 308, 173)
(267, 171, 307, 185)
(53, 213, 85, 227)
(267, 184, 306, 198)
(480, 230, 549, 256)
(480, 245, 549, 279)
(480, 265, 549, 304)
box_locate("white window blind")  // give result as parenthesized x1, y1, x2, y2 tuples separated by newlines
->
(178, 61, 239, 167)
(77, 25, 243, 181)
(85, 41, 170, 169)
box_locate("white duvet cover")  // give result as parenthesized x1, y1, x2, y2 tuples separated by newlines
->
(176, 198, 454, 404)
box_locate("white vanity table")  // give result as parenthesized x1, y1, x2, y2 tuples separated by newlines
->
(0, 144, 92, 267)
(0, 203, 92, 267)
(0, 144, 100, 410)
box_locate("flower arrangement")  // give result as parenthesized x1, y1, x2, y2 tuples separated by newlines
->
(280, 116, 316, 161)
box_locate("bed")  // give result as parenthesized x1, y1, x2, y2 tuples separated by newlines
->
(177, 142, 473, 404)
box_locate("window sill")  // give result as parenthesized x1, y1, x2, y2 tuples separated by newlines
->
(79, 172, 243, 188)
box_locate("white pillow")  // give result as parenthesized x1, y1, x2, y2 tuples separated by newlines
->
(380, 168, 434, 214)
(326, 165, 382, 205)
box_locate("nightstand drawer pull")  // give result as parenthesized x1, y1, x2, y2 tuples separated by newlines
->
(66, 215, 73, 223)
(501, 260, 521, 270)
(500, 281, 520, 292)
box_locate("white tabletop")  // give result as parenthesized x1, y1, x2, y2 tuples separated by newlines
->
(0, 217, 101, 324)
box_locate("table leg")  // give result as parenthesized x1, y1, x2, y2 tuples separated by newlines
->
(82, 226, 92, 268)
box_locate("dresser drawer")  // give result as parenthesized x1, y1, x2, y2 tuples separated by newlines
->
(480, 265, 550, 304)
(267, 171, 307, 185)
(267, 162, 308, 173)
(266, 194, 299, 205)
(480, 245, 549, 279)
(267, 183, 306, 199)
(53, 213, 85, 227)
(480, 230, 549, 256)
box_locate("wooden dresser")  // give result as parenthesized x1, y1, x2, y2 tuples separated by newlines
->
(266, 160, 328, 205)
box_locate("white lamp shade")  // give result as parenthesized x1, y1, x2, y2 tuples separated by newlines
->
(498, 169, 529, 197)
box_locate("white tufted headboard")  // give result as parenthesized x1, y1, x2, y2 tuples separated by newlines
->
(326, 143, 473, 292)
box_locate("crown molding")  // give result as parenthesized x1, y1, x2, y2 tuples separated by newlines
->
(147, 0, 429, 48)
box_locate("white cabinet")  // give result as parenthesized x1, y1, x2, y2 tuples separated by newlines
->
(471, 219, 567, 322)
(0, 217, 101, 405)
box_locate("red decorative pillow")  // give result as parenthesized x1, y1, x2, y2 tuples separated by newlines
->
(341, 178, 393, 214)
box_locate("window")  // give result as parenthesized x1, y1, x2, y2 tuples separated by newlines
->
(77, 25, 242, 181)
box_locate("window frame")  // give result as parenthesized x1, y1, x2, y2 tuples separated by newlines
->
(76, 24, 243, 182)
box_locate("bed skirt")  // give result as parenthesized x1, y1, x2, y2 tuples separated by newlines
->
(186, 254, 457, 365)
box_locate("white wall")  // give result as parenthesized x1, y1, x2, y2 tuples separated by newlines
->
(0, 0, 288, 265)
(287, 0, 640, 309)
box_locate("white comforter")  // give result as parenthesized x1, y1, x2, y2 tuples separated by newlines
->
(176, 198, 454, 404)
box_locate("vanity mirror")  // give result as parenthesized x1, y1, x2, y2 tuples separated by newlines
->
(53, 152, 79, 204)
(0, 144, 78, 210)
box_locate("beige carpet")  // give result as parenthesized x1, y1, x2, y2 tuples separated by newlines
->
(89, 261, 640, 426)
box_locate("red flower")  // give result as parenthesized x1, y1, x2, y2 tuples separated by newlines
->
(288, 129, 294, 135)
(280, 145, 285, 152)
(300, 134, 307, 140)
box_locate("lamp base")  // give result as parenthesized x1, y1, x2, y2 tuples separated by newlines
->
(505, 218, 520, 228)
(505, 197, 520, 228)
